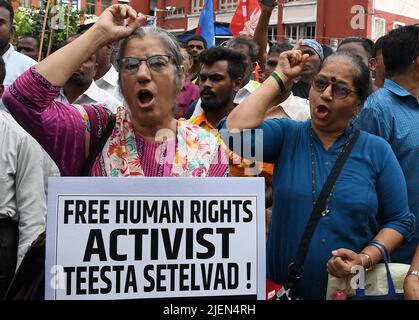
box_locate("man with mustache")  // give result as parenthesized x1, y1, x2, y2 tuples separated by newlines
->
(190, 46, 265, 178)
(189, 46, 245, 132)
(55, 35, 121, 113)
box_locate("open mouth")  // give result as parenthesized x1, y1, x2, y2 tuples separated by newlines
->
(314, 104, 330, 119)
(137, 89, 155, 108)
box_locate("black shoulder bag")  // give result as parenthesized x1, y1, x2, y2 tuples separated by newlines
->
(284, 128, 361, 300)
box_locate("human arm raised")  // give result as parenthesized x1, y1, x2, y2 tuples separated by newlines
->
(36, 4, 145, 86)
(226, 41, 309, 131)
(254, 1, 277, 71)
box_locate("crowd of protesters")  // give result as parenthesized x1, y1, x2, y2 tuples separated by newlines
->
(0, 0, 418, 300)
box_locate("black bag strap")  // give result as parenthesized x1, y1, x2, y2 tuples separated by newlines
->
(79, 114, 116, 176)
(287, 128, 361, 290)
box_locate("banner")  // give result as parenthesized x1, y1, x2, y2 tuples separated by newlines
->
(196, 0, 215, 47)
(230, 0, 261, 37)
(45, 177, 265, 300)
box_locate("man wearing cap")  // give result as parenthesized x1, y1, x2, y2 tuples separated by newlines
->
(292, 39, 324, 99)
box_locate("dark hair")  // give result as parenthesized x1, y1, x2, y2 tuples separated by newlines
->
(19, 34, 40, 47)
(0, 56, 5, 85)
(179, 42, 193, 61)
(338, 37, 375, 59)
(323, 51, 372, 102)
(200, 46, 246, 81)
(372, 36, 386, 58)
(382, 25, 419, 77)
(0, 0, 13, 24)
(77, 22, 95, 34)
(269, 42, 293, 55)
(321, 44, 334, 59)
(226, 37, 259, 63)
(186, 35, 208, 49)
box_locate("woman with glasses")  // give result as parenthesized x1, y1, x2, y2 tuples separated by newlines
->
(3, 5, 229, 177)
(223, 42, 415, 299)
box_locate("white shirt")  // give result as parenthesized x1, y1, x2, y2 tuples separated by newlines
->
(190, 80, 261, 119)
(56, 80, 122, 113)
(265, 92, 311, 121)
(95, 65, 124, 103)
(1, 45, 37, 112)
(0, 111, 46, 267)
(233, 80, 261, 105)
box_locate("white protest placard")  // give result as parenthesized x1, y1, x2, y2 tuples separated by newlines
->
(45, 177, 265, 300)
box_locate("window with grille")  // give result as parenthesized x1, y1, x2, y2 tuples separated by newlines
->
(219, 0, 240, 11)
(393, 22, 405, 29)
(284, 23, 316, 42)
(191, 0, 205, 13)
(101, 0, 113, 14)
(167, 8, 185, 16)
(373, 18, 386, 40)
(19, 0, 31, 8)
(84, 0, 96, 15)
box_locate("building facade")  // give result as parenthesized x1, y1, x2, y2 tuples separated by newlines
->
(279, 0, 418, 48)
(131, 0, 418, 46)
(16, 0, 419, 46)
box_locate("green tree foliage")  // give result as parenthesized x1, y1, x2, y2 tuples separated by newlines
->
(13, 3, 94, 55)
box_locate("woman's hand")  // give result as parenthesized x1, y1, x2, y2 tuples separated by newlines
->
(275, 40, 309, 83)
(91, 4, 146, 45)
(326, 248, 364, 278)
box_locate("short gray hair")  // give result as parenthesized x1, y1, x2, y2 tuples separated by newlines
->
(117, 27, 184, 88)
(226, 37, 259, 63)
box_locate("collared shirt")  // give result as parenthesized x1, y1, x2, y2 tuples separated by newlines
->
(175, 76, 200, 119)
(233, 80, 261, 105)
(57, 80, 122, 113)
(0, 111, 46, 267)
(265, 92, 310, 121)
(356, 79, 419, 264)
(190, 80, 261, 119)
(189, 112, 271, 179)
(219, 118, 415, 299)
(95, 65, 124, 103)
(1, 45, 36, 112)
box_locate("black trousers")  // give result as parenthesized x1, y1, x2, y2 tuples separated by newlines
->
(0, 218, 18, 299)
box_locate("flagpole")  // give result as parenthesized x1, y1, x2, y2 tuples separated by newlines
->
(66, 0, 73, 38)
(38, 0, 52, 62)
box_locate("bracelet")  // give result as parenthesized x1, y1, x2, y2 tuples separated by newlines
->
(271, 71, 286, 94)
(406, 270, 419, 278)
(360, 252, 373, 271)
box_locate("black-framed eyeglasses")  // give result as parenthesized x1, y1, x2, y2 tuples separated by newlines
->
(311, 75, 355, 99)
(117, 55, 173, 74)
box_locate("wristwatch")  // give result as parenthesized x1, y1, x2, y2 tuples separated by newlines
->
(407, 270, 419, 278)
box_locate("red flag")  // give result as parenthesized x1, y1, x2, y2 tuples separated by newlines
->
(229, 0, 261, 37)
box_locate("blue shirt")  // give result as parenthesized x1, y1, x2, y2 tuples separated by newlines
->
(356, 79, 419, 263)
(219, 118, 415, 300)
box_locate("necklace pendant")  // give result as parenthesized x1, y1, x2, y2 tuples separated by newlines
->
(321, 209, 330, 216)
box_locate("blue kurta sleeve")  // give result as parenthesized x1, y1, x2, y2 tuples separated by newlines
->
(376, 140, 415, 240)
(217, 118, 288, 164)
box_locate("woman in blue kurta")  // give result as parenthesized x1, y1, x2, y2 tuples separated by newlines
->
(224, 43, 415, 299)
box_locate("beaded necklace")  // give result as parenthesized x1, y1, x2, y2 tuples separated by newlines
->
(308, 126, 351, 216)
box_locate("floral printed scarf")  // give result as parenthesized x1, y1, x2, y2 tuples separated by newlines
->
(99, 107, 220, 177)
